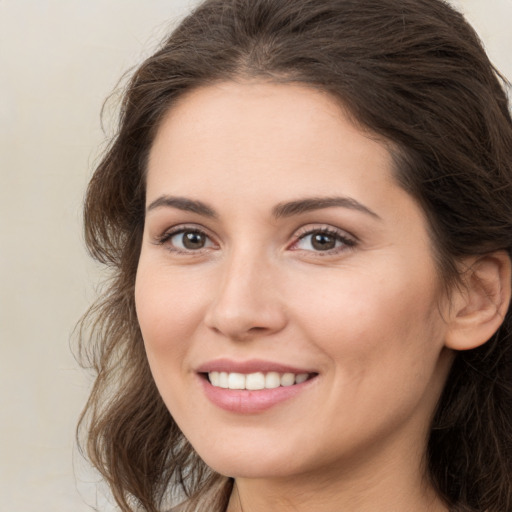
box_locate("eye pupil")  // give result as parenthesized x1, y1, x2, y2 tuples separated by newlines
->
(183, 231, 205, 249)
(311, 233, 336, 251)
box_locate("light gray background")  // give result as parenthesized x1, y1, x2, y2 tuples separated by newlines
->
(0, 1, 510, 511)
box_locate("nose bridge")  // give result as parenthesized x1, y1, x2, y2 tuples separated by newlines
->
(205, 244, 286, 339)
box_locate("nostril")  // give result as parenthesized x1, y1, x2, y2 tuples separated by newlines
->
(204, 293, 288, 340)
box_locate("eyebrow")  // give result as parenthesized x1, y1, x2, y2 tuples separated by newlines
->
(272, 196, 381, 220)
(146, 196, 217, 217)
(146, 194, 380, 220)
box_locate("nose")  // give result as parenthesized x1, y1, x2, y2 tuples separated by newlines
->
(204, 250, 288, 341)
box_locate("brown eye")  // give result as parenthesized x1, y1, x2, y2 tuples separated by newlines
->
(182, 231, 207, 249)
(293, 228, 356, 253)
(162, 229, 215, 252)
(311, 233, 336, 251)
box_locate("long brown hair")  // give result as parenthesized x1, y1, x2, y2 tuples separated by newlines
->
(78, 1, 512, 510)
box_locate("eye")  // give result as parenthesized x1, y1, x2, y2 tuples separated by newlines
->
(157, 227, 216, 253)
(291, 228, 356, 253)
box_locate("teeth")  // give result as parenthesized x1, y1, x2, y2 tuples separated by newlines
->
(208, 371, 310, 390)
(246, 372, 265, 390)
(219, 372, 229, 388)
(295, 373, 308, 384)
(265, 372, 281, 389)
(209, 371, 220, 387)
(228, 372, 245, 390)
(280, 373, 295, 386)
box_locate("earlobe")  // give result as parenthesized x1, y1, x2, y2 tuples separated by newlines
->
(445, 250, 511, 351)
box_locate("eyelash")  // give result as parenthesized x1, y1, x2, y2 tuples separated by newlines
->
(154, 224, 357, 255)
(155, 225, 216, 255)
(290, 226, 357, 255)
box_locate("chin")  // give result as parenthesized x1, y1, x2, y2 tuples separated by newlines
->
(196, 444, 305, 480)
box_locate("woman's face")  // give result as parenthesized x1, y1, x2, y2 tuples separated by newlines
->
(136, 81, 454, 481)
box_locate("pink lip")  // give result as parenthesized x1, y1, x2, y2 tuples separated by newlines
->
(196, 359, 318, 414)
(196, 358, 314, 374)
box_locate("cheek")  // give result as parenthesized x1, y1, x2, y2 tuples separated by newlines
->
(134, 264, 201, 366)
(294, 269, 448, 432)
(134, 264, 204, 421)
(290, 263, 445, 369)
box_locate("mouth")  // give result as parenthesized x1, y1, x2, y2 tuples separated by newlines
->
(203, 371, 314, 390)
(196, 360, 318, 413)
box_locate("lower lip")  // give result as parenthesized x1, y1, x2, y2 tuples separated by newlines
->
(200, 375, 315, 414)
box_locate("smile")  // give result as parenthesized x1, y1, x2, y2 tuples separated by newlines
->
(197, 360, 318, 413)
(208, 371, 310, 390)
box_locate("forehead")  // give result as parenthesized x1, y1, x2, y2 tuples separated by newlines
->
(146, 81, 397, 204)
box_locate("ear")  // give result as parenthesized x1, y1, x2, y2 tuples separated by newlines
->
(445, 250, 511, 351)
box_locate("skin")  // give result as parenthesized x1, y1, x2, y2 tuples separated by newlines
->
(135, 81, 456, 511)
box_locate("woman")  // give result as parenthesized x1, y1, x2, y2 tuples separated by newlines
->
(78, 0, 512, 511)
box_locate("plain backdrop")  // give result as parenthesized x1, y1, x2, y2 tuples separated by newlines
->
(0, 1, 511, 511)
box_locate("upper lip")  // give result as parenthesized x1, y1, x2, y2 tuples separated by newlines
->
(196, 358, 315, 375)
